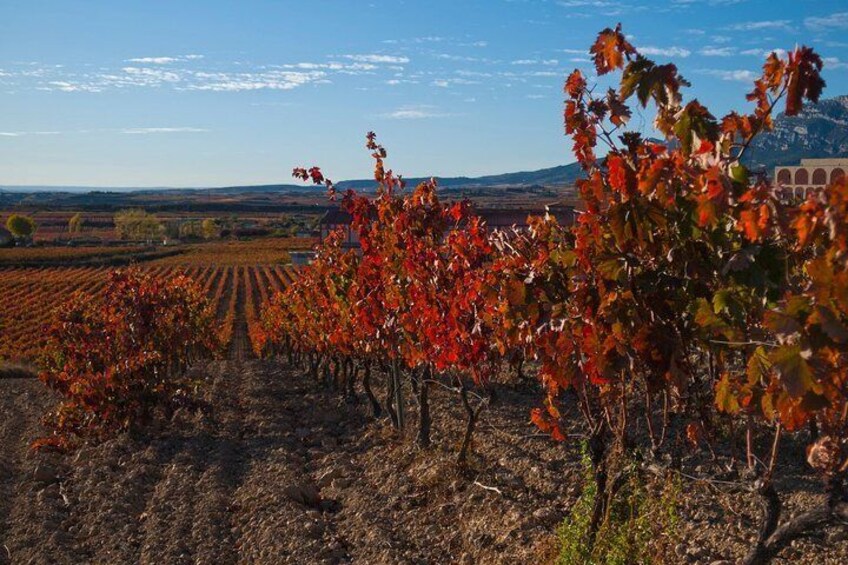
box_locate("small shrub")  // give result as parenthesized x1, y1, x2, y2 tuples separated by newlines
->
(35, 268, 221, 450)
(558, 444, 680, 565)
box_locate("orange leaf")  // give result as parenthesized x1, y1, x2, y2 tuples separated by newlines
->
(590, 24, 635, 75)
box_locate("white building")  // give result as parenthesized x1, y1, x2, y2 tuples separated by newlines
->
(774, 158, 847, 199)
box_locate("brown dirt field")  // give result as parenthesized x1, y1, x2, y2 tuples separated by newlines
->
(1, 360, 847, 564)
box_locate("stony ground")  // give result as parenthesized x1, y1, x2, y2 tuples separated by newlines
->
(1, 357, 847, 564)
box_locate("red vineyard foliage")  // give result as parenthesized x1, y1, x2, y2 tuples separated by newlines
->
(272, 26, 847, 563)
(34, 268, 222, 450)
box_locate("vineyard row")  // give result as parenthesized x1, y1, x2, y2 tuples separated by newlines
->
(0, 264, 296, 363)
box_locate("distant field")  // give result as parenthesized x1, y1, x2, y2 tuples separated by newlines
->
(0, 262, 297, 365)
(149, 237, 315, 266)
(0, 245, 174, 266)
(0, 236, 314, 267)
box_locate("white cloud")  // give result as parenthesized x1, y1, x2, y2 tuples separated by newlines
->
(280, 62, 377, 73)
(725, 20, 792, 32)
(434, 53, 485, 62)
(127, 57, 179, 64)
(673, 0, 747, 5)
(700, 47, 735, 57)
(126, 54, 204, 64)
(343, 54, 410, 64)
(823, 57, 848, 70)
(740, 48, 788, 58)
(511, 59, 559, 65)
(122, 67, 181, 83)
(430, 77, 479, 88)
(638, 46, 691, 58)
(378, 105, 451, 119)
(805, 12, 848, 32)
(183, 70, 327, 91)
(45, 81, 103, 92)
(456, 69, 493, 78)
(385, 78, 419, 85)
(556, 0, 619, 6)
(121, 127, 209, 134)
(697, 69, 758, 82)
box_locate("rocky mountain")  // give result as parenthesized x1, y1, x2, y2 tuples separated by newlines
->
(744, 95, 848, 171)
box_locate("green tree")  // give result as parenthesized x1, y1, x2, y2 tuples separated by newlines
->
(178, 220, 203, 240)
(68, 212, 84, 234)
(201, 218, 220, 239)
(5, 214, 37, 239)
(114, 209, 164, 242)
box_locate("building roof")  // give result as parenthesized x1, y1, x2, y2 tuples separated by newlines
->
(799, 158, 848, 167)
(320, 208, 353, 225)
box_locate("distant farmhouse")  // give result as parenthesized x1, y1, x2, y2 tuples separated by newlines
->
(320, 205, 576, 248)
(774, 158, 847, 199)
(0, 226, 13, 248)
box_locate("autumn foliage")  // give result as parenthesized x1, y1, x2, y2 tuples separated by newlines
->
(273, 24, 848, 562)
(35, 268, 221, 450)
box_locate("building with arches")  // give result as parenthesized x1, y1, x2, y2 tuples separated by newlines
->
(774, 158, 847, 199)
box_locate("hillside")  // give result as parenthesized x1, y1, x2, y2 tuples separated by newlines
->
(744, 94, 848, 170)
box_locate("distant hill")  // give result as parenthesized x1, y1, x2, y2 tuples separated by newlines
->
(1, 163, 584, 196)
(333, 163, 583, 191)
(744, 94, 848, 171)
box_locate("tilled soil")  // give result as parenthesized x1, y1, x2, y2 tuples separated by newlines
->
(1, 359, 847, 564)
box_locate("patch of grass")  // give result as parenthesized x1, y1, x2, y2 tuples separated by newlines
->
(557, 444, 680, 565)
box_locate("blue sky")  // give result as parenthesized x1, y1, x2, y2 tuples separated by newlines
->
(1, 1, 846, 187)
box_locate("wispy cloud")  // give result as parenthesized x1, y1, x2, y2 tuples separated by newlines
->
(697, 69, 758, 82)
(433, 53, 486, 63)
(378, 104, 451, 119)
(672, 0, 748, 5)
(183, 70, 327, 91)
(739, 48, 788, 58)
(699, 47, 735, 57)
(556, 0, 619, 7)
(0, 128, 206, 137)
(431, 77, 479, 88)
(122, 67, 181, 82)
(511, 59, 559, 65)
(638, 46, 691, 58)
(0, 131, 59, 137)
(121, 127, 208, 134)
(823, 57, 848, 70)
(125, 54, 204, 64)
(44, 81, 103, 92)
(343, 54, 410, 64)
(725, 20, 793, 32)
(805, 12, 848, 32)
